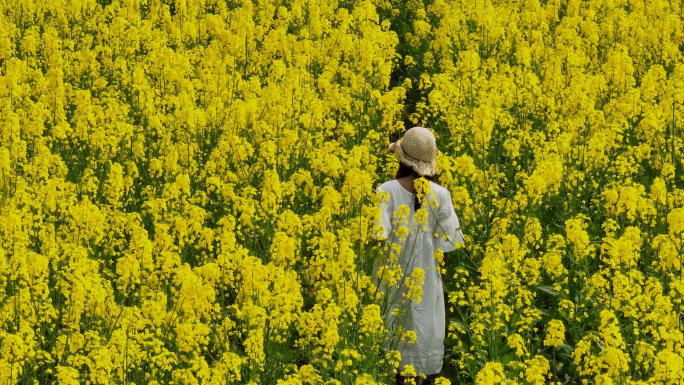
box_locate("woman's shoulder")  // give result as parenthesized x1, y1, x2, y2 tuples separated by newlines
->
(429, 181, 450, 197)
(376, 179, 396, 192)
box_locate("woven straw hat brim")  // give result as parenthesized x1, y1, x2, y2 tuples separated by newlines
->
(389, 140, 437, 177)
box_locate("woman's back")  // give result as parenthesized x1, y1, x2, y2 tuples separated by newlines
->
(373, 178, 465, 377)
(376, 179, 464, 251)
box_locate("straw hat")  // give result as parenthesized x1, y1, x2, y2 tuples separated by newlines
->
(388, 126, 438, 177)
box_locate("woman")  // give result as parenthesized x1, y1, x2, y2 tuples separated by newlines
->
(373, 126, 465, 384)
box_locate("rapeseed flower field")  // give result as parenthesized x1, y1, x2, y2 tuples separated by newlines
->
(1, 0, 683, 384)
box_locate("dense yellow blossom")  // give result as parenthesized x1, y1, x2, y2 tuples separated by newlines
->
(2, 0, 684, 383)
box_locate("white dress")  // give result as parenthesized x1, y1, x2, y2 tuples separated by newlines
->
(372, 179, 465, 376)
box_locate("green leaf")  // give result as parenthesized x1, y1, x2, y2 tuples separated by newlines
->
(449, 319, 468, 333)
(537, 285, 559, 296)
(556, 344, 573, 360)
(501, 352, 517, 365)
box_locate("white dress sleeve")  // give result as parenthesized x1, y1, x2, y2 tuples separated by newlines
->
(374, 185, 393, 240)
(434, 188, 465, 253)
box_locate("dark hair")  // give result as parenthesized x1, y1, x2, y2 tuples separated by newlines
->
(394, 162, 437, 211)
